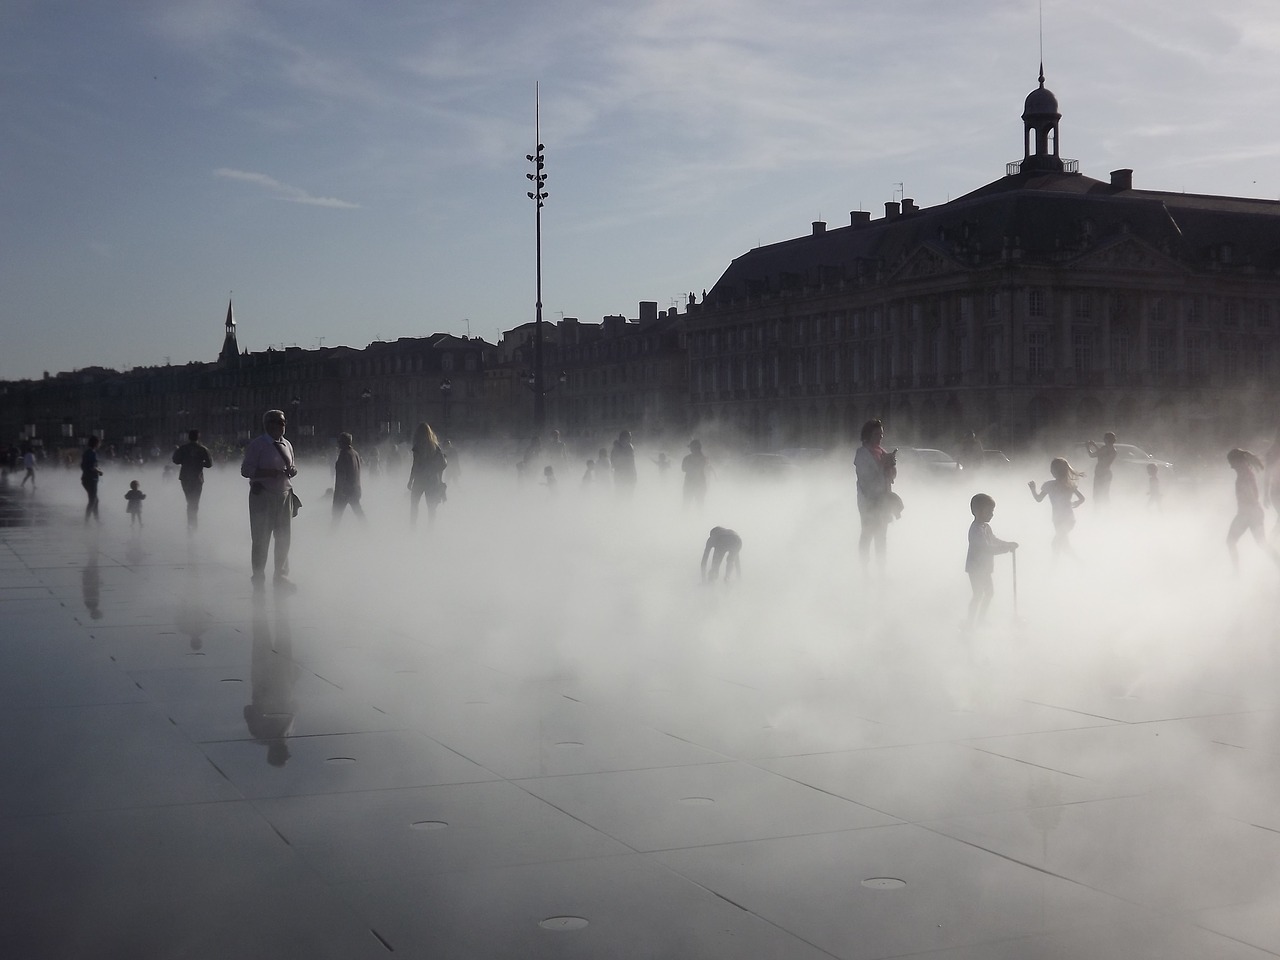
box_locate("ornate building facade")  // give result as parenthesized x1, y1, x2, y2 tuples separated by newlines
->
(684, 71, 1280, 454)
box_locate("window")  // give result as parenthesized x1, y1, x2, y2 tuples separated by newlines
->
(1075, 291, 1093, 319)
(1028, 329, 1048, 374)
(1149, 329, 1173, 375)
(1073, 330, 1094, 372)
(1111, 326, 1132, 375)
(1224, 300, 1239, 327)
(441, 353, 453, 372)
(1028, 288, 1047, 318)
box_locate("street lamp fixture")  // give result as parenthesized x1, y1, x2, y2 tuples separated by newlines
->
(526, 82, 549, 432)
(439, 378, 453, 427)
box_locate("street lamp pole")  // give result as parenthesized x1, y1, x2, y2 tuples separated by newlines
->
(526, 83, 548, 433)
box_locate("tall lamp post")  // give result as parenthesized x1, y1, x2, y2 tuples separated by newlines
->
(526, 83, 548, 433)
(439, 379, 452, 432)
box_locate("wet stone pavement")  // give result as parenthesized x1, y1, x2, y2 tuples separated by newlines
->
(2, 482, 1280, 959)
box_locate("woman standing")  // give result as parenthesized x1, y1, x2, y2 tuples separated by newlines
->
(854, 419, 896, 568)
(408, 422, 447, 528)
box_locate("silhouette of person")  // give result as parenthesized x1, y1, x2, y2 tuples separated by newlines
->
(1028, 457, 1085, 559)
(125, 480, 146, 528)
(1086, 432, 1117, 506)
(652, 451, 671, 478)
(956, 431, 984, 472)
(701, 527, 742, 582)
(1226, 448, 1280, 574)
(965, 493, 1017, 628)
(547, 430, 568, 465)
(19, 446, 36, 489)
(172, 429, 213, 531)
(331, 432, 366, 525)
(408, 421, 447, 528)
(683, 439, 708, 509)
(240, 409, 298, 589)
(80, 436, 102, 524)
(612, 430, 637, 495)
(854, 419, 896, 568)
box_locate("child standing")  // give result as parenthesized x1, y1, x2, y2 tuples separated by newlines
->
(1028, 457, 1085, 558)
(965, 494, 1017, 628)
(582, 459, 596, 488)
(542, 464, 557, 496)
(1226, 448, 1280, 574)
(125, 480, 146, 528)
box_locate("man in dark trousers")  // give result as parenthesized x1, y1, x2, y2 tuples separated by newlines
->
(173, 429, 213, 531)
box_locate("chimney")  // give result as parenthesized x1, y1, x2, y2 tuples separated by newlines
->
(812, 220, 826, 235)
(901, 198, 916, 214)
(638, 301, 657, 323)
(850, 210, 871, 227)
(1110, 169, 1133, 191)
(884, 201, 900, 220)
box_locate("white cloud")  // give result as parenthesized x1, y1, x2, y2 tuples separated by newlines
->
(213, 168, 360, 208)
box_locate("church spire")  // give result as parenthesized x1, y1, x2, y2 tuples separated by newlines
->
(218, 297, 241, 368)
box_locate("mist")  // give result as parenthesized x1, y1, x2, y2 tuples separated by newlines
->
(13, 435, 1280, 953)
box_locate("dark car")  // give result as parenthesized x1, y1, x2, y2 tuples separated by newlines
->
(894, 446, 964, 480)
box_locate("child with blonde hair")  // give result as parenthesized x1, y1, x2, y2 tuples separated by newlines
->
(1028, 457, 1085, 558)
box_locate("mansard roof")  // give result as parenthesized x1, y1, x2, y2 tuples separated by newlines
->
(705, 171, 1280, 306)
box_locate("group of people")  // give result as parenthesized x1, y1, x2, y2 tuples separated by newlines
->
(850, 417, 1280, 631)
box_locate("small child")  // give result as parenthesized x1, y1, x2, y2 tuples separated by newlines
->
(1226, 448, 1280, 573)
(542, 464, 557, 495)
(701, 526, 742, 582)
(582, 459, 596, 487)
(1028, 457, 1085, 558)
(125, 480, 146, 527)
(965, 493, 1017, 627)
(652, 452, 671, 478)
(1146, 463, 1161, 511)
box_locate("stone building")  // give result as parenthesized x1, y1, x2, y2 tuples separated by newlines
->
(685, 70, 1280, 456)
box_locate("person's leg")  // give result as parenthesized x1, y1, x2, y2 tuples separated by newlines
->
(1227, 513, 1248, 573)
(249, 495, 271, 578)
(273, 493, 292, 578)
(409, 487, 422, 526)
(350, 497, 366, 522)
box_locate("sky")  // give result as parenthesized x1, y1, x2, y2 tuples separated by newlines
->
(3, 0, 1280, 381)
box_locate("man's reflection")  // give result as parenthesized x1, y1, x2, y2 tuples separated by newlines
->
(243, 591, 299, 766)
(80, 551, 103, 621)
(175, 565, 213, 652)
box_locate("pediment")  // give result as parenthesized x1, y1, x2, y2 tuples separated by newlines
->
(1069, 235, 1186, 274)
(885, 244, 964, 282)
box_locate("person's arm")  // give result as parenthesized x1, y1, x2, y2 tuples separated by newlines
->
(201, 447, 213, 469)
(700, 539, 713, 580)
(1027, 480, 1046, 502)
(1073, 488, 1086, 507)
(172, 447, 182, 465)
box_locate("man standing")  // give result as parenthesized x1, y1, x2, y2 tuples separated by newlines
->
(172, 429, 213, 530)
(240, 410, 297, 589)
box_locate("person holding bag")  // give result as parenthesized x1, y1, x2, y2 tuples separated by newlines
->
(240, 409, 299, 590)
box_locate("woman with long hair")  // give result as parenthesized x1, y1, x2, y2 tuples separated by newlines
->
(408, 422, 447, 528)
(853, 419, 896, 568)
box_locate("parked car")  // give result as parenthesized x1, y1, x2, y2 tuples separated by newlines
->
(894, 446, 964, 480)
(727, 452, 802, 479)
(1072, 442, 1173, 487)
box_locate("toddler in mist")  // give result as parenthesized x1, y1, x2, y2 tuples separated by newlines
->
(1226, 448, 1280, 574)
(542, 465, 557, 496)
(1028, 457, 1085, 559)
(965, 493, 1017, 628)
(1147, 463, 1162, 511)
(124, 480, 146, 527)
(701, 527, 742, 583)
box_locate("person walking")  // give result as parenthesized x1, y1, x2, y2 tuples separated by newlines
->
(612, 430, 637, 496)
(172, 429, 213, 531)
(408, 422, 447, 528)
(331, 432, 366, 526)
(81, 436, 103, 524)
(19, 446, 36, 489)
(854, 419, 897, 569)
(240, 410, 298, 590)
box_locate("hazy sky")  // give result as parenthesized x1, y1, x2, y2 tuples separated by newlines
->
(3, 0, 1279, 380)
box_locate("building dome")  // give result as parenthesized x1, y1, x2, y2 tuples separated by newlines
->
(1023, 81, 1059, 120)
